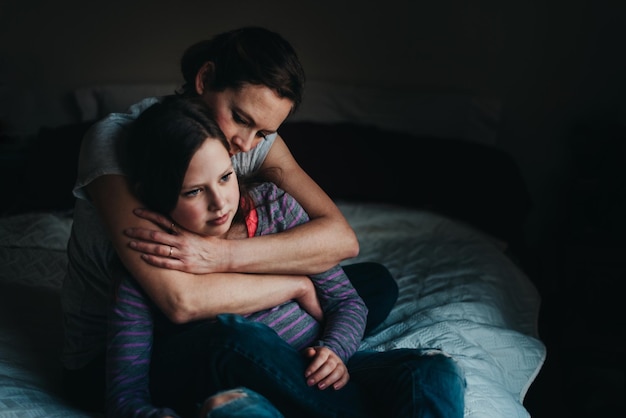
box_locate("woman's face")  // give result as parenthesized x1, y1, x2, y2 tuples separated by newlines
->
(170, 138, 240, 237)
(202, 84, 293, 155)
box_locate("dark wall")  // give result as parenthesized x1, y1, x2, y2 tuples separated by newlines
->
(1, 0, 624, 280)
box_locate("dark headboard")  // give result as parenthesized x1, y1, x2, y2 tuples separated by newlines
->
(3, 121, 92, 215)
(280, 121, 532, 252)
(3, 119, 531, 255)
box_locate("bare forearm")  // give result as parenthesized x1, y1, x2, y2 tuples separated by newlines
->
(250, 135, 359, 274)
(88, 175, 314, 324)
(122, 136, 360, 276)
(127, 208, 358, 276)
(156, 271, 313, 323)
(221, 216, 358, 275)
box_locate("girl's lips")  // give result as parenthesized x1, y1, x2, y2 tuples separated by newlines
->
(209, 213, 229, 226)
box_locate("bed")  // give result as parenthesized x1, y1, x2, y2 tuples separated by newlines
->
(0, 81, 546, 417)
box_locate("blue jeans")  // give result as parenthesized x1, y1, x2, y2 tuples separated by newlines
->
(150, 314, 465, 418)
(203, 388, 284, 418)
(61, 262, 397, 413)
(349, 349, 466, 417)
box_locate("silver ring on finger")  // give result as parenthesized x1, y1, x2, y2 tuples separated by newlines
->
(169, 246, 173, 257)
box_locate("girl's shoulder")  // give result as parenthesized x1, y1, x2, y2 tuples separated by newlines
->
(249, 182, 287, 203)
(249, 182, 309, 228)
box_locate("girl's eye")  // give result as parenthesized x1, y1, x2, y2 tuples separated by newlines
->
(256, 131, 268, 139)
(183, 188, 201, 197)
(220, 171, 234, 182)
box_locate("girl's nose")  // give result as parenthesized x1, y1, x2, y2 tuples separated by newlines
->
(208, 190, 225, 211)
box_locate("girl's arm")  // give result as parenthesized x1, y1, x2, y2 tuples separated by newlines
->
(252, 183, 367, 361)
(248, 184, 366, 391)
(308, 265, 368, 362)
(88, 174, 318, 323)
(106, 275, 180, 418)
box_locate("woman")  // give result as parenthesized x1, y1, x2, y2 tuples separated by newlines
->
(107, 96, 465, 418)
(61, 26, 398, 411)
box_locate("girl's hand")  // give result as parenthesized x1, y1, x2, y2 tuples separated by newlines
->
(303, 346, 349, 390)
(124, 208, 227, 273)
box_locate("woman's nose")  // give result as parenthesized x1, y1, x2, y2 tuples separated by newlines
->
(231, 131, 258, 153)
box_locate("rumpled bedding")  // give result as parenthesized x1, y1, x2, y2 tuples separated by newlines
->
(0, 204, 545, 417)
(343, 202, 545, 417)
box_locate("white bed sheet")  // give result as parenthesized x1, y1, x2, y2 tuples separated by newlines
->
(342, 202, 545, 417)
(0, 204, 545, 417)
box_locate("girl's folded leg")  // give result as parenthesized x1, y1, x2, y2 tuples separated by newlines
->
(151, 314, 372, 418)
(200, 387, 284, 418)
(343, 262, 398, 335)
(348, 348, 466, 418)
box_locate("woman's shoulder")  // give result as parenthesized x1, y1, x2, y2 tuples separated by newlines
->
(83, 97, 165, 144)
(231, 133, 276, 175)
(74, 96, 169, 200)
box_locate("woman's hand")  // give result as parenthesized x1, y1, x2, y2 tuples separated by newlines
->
(124, 208, 227, 274)
(302, 346, 350, 390)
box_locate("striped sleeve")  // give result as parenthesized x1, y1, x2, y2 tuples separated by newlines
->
(106, 275, 180, 418)
(309, 265, 368, 362)
(251, 183, 368, 362)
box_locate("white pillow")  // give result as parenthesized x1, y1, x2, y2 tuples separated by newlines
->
(73, 82, 180, 121)
(73, 80, 501, 145)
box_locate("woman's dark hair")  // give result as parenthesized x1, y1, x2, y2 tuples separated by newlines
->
(126, 96, 229, 215)
(179, 26, 306, 113)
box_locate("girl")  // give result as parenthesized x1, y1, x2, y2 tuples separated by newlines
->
(107, 96, 465, 418)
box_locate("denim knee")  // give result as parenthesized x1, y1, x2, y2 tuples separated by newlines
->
(202, 387, 284, 418)
(349, 349, 465, 418)
(410, 351, 466, 416)
(420, 350, 465, 379)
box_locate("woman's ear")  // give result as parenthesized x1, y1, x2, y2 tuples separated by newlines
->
(195, 62, 215, 95)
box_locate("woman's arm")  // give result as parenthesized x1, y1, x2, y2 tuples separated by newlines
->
(127, 135, 359, 275)
(233, 135, 360, 273)
(88, 174, 318, 323)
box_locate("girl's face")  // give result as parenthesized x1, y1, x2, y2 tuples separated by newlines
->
(202, 84, 293, 155)
(170, 138, 240, 237)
